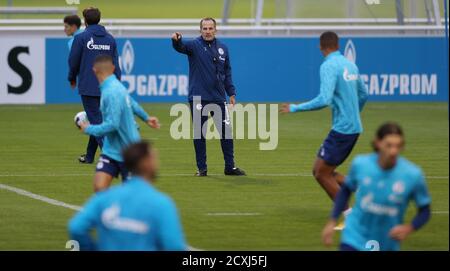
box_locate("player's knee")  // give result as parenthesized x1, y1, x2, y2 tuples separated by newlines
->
(313, 169, 322, 182)
(313, 168, 328, 183)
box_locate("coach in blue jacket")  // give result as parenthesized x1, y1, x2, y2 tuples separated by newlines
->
(172, 17, 245, 177)
(68, 7, 121, 164)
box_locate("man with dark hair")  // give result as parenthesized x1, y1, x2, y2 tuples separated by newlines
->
(82, 7, 101, 25)
(78, 55, 160, 192)
(171, 17, 246, 177)
(68, 141, 187, 251)
(280, 31, 369, 230)
(68, 7, 121, 164)
(322, 123, 431, 251)
(63, 14, 82, 50)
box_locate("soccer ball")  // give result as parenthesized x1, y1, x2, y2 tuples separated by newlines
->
(74, 111, 89, 128)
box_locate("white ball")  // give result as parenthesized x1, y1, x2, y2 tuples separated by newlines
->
(74, 111, 88, 128)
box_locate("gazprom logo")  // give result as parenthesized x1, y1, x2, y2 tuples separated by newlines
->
(344, 40, 356, 63)
(120, 40, 134, 75)
(118, 39, 189, 97)
(87, 37, 111, 50)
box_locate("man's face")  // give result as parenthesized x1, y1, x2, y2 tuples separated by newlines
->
(64, 23, 77, 36)
(200, 20, 216, 41)
(376, 134, 404, 167)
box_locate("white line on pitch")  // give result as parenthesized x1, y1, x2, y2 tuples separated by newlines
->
(0, 183, 203, 250)
(0, 173, 92, 177)
(432, 211, 449, 214)
(205, 212, 262, 216)
(0, 183, 82, 211)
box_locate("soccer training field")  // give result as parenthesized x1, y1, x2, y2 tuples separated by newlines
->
(0, 102, 448, 250)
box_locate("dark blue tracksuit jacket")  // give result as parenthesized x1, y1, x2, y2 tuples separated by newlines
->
(172, 36, 236, 102)
(68, 24, 121, 96)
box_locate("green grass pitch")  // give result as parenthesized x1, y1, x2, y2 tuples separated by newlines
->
(0, 102, 448, 250)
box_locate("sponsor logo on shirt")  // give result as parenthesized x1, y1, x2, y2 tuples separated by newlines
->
(343, 67, 359, 81)
(87, 37, 111, 51)
(101, 204, 149, 234)
(360, 193, 399, 216)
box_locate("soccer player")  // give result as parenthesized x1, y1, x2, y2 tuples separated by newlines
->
(79, 55, 160, 192)
(280, 31, 368, 228)
(171, 17, 246, 177)
(63, 14, 83, 50)
(68, 7, 120, 164)
(68, 141, 187, 251)
(321, 122, 432, 251)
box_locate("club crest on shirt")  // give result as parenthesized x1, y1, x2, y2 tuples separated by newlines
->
(392, 181, 405, 194)
(218, 48, 224, 55)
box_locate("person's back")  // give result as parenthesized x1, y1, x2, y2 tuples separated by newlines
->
(95, 75, 141, 162)
(323, 51, 364, 134)
(69, 177, 186, 251)
(91, 177, 185, 250)
(69, 24, 120, 96)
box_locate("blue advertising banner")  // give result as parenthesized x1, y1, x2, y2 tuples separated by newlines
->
(45, 37, 448, 103)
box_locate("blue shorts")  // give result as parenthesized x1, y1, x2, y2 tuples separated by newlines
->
(95, 154, 129, 181)
(317, 130, 359, 166)
(340, 243, 358, 251)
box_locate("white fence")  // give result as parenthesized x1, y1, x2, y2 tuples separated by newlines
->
(0, 18, 447, 36)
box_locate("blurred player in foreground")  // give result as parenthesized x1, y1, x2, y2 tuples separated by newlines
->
(280, 31, 368, 229)
(79, 55, 160, 192)
(69, 141, 187, 251)
(322, 122, 431, 251)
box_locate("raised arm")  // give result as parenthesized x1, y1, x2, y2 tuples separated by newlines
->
(290, 63, 337, 113)
(171, 32, 193, 55)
